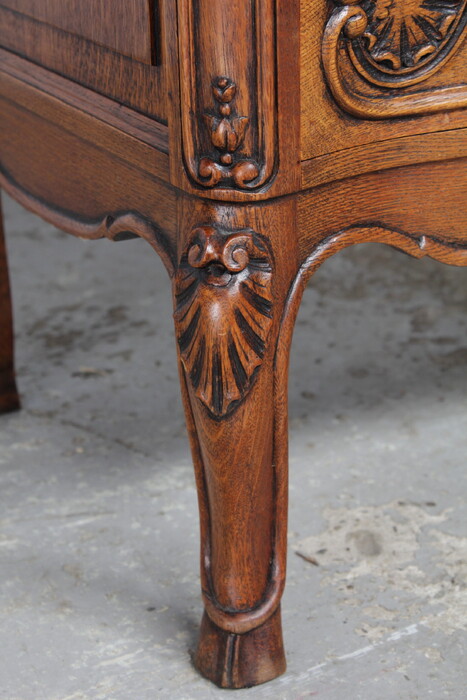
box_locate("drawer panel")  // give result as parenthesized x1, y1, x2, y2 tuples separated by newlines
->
(0, 4, 166, 121)
(0, 0, 157, 64)
(301, 0, 467, 161)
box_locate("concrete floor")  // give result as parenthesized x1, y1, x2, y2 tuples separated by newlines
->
(0, 194, 466, 700)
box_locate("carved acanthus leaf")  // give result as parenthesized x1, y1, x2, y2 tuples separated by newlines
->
(174, 226, 273, 418)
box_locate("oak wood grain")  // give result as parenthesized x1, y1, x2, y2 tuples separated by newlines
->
(298, 159, 467, 257)
(0, 0, 466, 689)
(167, 0, 301, 201)
(174, 194, 299, 686)
(301, 128, 467, 189)
(0, 98, 177, 253)
(0, 5, 167, 121)
(0, 50, 169, 155)
(301, 0, 467, 161)
(1, 0, 158, 65)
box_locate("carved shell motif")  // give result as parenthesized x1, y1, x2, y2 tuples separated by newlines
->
(350, 0, 467, 84)
(174, 226, 273, 419)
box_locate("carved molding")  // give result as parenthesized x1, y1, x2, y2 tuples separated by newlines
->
(300, 223, 467, 289)
(322, 0, 467, 119)
(0, 166, 175, 275)
(174, 225, 273, 418)
(177, 0, 277, 190)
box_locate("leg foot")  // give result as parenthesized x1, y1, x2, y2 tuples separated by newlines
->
(0, 372, 20, 414)
(195, 608, 286, 688)
(195, 607, 286, 689)
(0, 195, 20, 414)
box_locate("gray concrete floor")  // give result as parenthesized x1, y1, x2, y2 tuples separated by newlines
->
(1, 194, 466, 700)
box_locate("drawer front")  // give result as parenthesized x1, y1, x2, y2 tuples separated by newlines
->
(301, 0, 467, 160)
(1, 0, 157, 64)
(0, 2, 166, 121)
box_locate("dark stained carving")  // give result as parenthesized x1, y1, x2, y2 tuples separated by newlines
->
(322, 0, 467, 118)
(354, 0, 467, 83)
(199, 77, 260, 188)
(174, 225, 273, 418)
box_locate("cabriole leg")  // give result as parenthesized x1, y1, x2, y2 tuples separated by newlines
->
(0, 193, 20, 413)
(173, 196, 299, 688)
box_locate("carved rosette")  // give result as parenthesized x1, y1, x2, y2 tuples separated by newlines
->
(322, 0, 467, 117)
(174, 226, 273, 418)
(352, 0, 467, 84)
(361, 0, 466, 72)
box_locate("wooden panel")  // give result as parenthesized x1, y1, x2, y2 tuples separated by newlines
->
(0, 0, 158, 64)
(0, 97, 176, 249)
(166, 0, 301, 202)
(0, 50, 169, 184)
(301, 129, 467, 190)
(177, 0, 277, 193)
(0, 5, 167, 121)
(298, 159, 467, 258)
(301, 0, 467, 161)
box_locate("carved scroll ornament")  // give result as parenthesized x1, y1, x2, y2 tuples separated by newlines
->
(323, 0, 467, 119)
(174, 226, 273, 418)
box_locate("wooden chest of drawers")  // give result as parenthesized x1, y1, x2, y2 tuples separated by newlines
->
(1, 0, 466, 689)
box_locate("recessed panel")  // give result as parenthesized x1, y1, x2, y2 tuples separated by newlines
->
(1, 0, 157, 64)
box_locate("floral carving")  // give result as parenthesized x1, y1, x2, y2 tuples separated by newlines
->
(198, 78, 260, 189)
(174, 226, 273, 418)
(322, 0, 467, 116)
(360, 0, 466, 71)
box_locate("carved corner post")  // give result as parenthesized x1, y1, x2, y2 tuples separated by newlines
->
(168, 0, 301, 199)
(173, 194, 299, 688)
(168, 0, 301, 685)
(0, 193, 20, 414)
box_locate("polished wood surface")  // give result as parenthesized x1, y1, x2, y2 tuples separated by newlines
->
(0, 4, 166, 120)
(1, 0, 466, 689)
(301, 0, 467, 159)
(1, 0, 158, 64)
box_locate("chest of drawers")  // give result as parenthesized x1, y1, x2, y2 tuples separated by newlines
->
(1, 0, 466, 688)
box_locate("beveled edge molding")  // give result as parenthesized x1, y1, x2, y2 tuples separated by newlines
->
(174, 224, 274, 420)
(0, 166, 176, 276)
(322, 2, 467, 119)
(177, 0, 277, 191)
